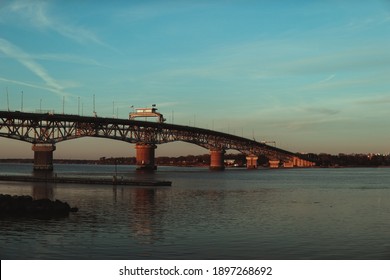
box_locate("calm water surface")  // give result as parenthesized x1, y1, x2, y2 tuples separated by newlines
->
(1, 163, 390, 260)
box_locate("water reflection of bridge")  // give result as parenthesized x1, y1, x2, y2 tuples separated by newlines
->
(0, 111, 314, 171)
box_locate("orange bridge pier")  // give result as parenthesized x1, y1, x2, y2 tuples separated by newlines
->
(135, 143, 157, 171)
(209, 149, 226, 171)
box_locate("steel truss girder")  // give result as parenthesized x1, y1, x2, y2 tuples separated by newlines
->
(0, 111, 297, 161)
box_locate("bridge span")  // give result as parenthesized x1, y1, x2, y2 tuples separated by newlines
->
(0, 110, 314, 171)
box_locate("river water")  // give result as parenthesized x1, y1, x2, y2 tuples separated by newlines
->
(1, 163, 390, 260)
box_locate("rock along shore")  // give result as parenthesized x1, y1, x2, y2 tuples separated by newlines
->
(0, 194, 78, 218)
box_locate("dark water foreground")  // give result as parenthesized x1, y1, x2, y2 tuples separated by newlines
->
(1, 164, 390, 260)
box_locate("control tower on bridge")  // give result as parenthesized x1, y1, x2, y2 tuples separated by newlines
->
(129, 106, 166, 123)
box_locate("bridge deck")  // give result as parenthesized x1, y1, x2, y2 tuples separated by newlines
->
(0, 110, 313, 166)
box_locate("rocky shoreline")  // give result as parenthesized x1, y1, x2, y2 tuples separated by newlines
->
(0, 194, 78, 218)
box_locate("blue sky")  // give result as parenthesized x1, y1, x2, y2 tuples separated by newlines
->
(1, 0, 390, 159)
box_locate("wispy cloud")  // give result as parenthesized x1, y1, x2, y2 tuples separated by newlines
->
(255, 115, 350, 132)
(299, 75, 385, 94)
(318, 74, 336, 84)
(342, 12, 390, 32)
(353, 95, 390, 105)
(0, 38, 70, 96)
(115, 1, 212, 23)
(300, 107, 340, 116)
(4, 0, 107, 47)
(0, 76, 62, 93)
(33, 53, 102, 67)
(276, 47, 390, 76)
(156, 101, 181, 108)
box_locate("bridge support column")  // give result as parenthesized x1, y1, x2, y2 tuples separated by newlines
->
(135, 143, 157, 171)
(283, 160, 294, 168)
(246, 155, 258, 169)
(292, 156, 315, 167)
(269, 159, 280, 169)
(32, 144, 56, 171)
(293, 157, 302, 167)
(210, 149, 225, 171)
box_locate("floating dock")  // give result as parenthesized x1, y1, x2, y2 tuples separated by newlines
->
(0, 175, 172, 186)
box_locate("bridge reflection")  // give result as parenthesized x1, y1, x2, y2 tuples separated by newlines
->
(112, 186, 165, 245)
(32, 182, 54, 201)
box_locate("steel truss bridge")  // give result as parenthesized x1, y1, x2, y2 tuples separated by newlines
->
(0, 110, 314, 170)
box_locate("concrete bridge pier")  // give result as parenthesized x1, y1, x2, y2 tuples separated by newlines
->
(283, 160, 294, 168)
(135, 143, 157, 171)
(282, 157, 315, 168)
(210, 149, 225, 170)
(293, 156, 315, 167)
(32, 144, 56, 171)
(246, 155, 258, 169)
(269, 159, 280, 169)
(293, 157, 302, 167)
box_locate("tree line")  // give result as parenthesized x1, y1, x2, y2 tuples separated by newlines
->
(2, 153, 390, 167)
(99, 153, 390, 167)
